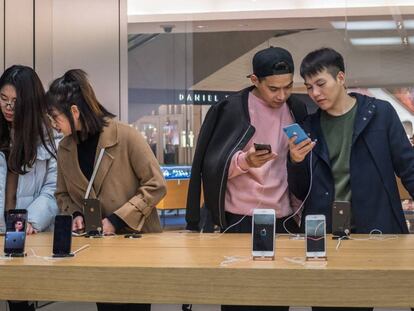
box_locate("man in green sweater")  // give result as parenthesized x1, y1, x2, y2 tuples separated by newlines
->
(288, 47, 414, 311)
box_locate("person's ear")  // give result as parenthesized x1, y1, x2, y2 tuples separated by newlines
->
(70, 105, 80, 121)
(250, 74, 260, 87)
(337, 71, 346, 86)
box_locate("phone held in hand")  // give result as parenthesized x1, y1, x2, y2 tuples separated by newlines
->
(283, 123, 309, 144)
(254, 143, 272, 153)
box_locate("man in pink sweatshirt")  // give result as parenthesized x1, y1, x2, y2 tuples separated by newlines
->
(225, 48, 301, 235)
(187, 47, 308, 311)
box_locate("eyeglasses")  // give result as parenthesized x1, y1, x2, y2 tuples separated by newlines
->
(0, 98, 16, 111)
(46, 113, 61, 128)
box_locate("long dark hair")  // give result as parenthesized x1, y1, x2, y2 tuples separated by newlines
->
(46, 69, 115, 142)
(0, 65, 56, 174)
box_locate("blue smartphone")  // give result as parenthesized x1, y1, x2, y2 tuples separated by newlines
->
(283, 123, 309, 144)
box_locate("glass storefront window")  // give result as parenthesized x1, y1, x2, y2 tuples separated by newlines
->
(128, 8, 414, 166)
(127, 4, 414, 230)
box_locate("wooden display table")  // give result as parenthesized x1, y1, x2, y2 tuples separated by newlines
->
(0, 232, 413, 308)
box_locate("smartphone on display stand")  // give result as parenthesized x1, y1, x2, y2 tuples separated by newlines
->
(4, 209, 27, 257)
(252, 209, 275, 260)
(83, 198, 102, 236)
(53, 215, 74, 257)
(283, 123, 309, 144)
(305, 214, 327, 259)
(332, 201, 351, 239)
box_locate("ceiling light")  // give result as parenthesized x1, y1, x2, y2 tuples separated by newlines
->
(350, 37, 402, 46)
(196, 25, 207, 29)
(331, 20, 396, 30)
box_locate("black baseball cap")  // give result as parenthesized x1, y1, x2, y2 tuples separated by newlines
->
(249, 46, 294, 78)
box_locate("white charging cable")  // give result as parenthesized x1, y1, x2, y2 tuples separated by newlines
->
(283, 256, 327, 268)
(335, 229, 399, 251)
(29, 244, 90, 261)
(72, 244, 90, 254)
(0, 254, 13, 260)
(220, 255, 250, 267)
(335, 235, 347, 251)
(282, 152, 314, 236)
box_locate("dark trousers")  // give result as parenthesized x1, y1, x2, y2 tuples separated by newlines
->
(96, 303, 150, 311)
(8, 301, 35, 311)
(221, 212, 299, 311)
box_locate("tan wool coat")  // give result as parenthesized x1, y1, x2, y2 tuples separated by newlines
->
(55, 118, 166, 232)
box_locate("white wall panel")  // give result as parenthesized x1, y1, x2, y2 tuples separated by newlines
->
(5, 0, 33, 68)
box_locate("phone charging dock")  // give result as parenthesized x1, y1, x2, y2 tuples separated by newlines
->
(289, 234, 304, 240)
(252, 255, 275, 261)
(306, 256, 327, 261)
(7, 253, 27, 257)
(52, 253, 75, 258)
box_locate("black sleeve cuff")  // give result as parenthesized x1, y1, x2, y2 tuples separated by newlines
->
(107, 213, 128, 231)
(287, 152, 305, 167)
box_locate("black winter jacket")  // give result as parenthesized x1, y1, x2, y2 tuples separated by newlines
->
(288, 93, 414, 234)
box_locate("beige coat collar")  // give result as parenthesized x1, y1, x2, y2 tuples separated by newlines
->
(58, 119, 118, 199)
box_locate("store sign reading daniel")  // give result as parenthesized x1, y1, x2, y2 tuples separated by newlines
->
(128, 88, 236, 105)
(177, 90, 232, 104)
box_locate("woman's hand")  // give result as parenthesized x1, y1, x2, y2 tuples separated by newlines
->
(26, 222, 38, 235)
(72, 215, 85, 232)
(102, 218, 116, 235)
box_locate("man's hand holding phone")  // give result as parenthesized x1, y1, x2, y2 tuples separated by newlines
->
(288, 137, 315, 163)
(283, 123, 315, 163)
(246, 145, 277, 168)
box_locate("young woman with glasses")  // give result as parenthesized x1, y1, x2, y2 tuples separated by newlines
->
(0, 65, 59, 311)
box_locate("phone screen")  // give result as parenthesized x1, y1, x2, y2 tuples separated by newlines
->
(53, 215, 73, 255)
(4, 210, 27, 254)
(253, 214, 275, 252)
(306, 218, 326, 253)
(254, 143, 272, 153)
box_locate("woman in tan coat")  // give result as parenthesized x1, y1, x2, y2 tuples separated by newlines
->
(46, 69, 166, 311)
